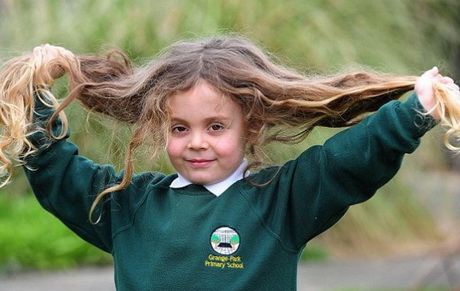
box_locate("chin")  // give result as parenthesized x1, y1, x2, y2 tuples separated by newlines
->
(189, 177, 212, 185)
(190, 176, 220, 185)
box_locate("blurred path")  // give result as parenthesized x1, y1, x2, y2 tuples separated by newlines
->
(1, 253, 459, 290)
(298, 254, 460, 290)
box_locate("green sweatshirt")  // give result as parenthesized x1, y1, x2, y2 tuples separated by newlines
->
(24, 93, 435, 290)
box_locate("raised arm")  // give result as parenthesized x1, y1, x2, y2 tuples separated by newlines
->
(19, 45, 117, 251)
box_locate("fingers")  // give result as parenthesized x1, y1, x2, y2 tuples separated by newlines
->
(419, 66, 439, 80)
(32, 44, 74, 61)
(432, 70, 459, 91)
(443, 81, 460, 93)
(422, 66, 458, 89)
(422, 66, 449, 81)
(427, 66, 439, 77)
(438, 76, 456, 86)
(33, 44, 54, 59)
(31, 44, 75, 81)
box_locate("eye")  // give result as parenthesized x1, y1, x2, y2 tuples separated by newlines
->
(209, 123, 225, 131)
(171, 125, 188, 133)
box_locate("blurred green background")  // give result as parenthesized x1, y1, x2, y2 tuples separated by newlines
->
(0, 0, 459, 272)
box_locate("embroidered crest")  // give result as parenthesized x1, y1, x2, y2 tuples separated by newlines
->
(210, 226, 240, 255)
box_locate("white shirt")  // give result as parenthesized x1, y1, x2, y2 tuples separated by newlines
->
(169, 159, 249, 196)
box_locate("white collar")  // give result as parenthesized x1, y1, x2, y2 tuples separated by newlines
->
(170, 159, 248, 196)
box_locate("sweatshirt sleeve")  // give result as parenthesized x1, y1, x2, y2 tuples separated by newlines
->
(319, 93, 435, 197)
(298, 93, 436, 243)
(250, 93, 437, 250)
(23, 95, 122, 252)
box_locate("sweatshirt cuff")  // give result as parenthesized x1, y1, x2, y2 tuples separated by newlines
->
(28, 91, 68, 152)
(404, 93, 438, 135)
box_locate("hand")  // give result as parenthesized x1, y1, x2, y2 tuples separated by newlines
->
(415, 66, 459, 119)
(32, 44, 75, 80)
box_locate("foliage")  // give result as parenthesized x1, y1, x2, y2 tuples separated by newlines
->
(0, 194, 111, 272)
(0, 0, 459, 269)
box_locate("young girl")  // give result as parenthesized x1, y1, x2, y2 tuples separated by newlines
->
(1, 36, 459, 290)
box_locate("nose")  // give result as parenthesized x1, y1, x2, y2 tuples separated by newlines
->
(187, 132, 209, 150)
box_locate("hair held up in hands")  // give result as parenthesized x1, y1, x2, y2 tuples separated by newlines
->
(1, 36, 460, 219)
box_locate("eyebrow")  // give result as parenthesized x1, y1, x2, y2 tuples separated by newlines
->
(171, 116, 233, 124)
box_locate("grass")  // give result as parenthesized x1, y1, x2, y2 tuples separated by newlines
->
(0, 194, 111, 273)
(0, 0, 459, 270)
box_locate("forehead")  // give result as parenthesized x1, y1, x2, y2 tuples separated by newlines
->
(168, 82, 241, 117)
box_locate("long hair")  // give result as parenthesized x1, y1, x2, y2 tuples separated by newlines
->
(1, 36, 459, 222)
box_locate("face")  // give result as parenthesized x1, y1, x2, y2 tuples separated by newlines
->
(166, 81, 247, 185)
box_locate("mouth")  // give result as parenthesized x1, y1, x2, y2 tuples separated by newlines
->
(187, 159, 214, 168)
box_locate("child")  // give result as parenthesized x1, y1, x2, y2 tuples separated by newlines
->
(0, 36, 459, 290)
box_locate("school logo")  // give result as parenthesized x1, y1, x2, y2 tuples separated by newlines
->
(210, 226, 240, 255)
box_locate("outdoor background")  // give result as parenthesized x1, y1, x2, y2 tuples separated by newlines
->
(0, 0, 459, 273)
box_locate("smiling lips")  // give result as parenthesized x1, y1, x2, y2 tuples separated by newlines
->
(187, 159, 215, 168)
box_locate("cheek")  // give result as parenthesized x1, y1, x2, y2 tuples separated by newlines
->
(216, 136, 246, 157)
(166, 140, 181, 159)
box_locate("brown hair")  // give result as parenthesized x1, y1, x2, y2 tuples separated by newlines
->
(1, 36, 459, 222)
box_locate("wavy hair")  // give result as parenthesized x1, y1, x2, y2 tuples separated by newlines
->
(1, 36, 459, 222)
